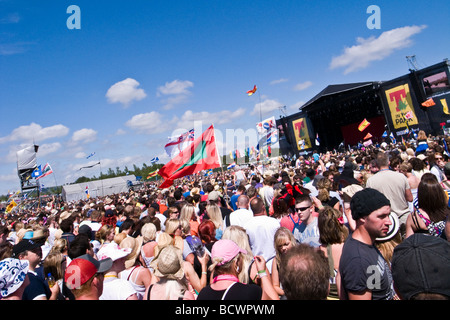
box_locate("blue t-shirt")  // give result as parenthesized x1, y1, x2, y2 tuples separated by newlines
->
(230, 194, 240, 210)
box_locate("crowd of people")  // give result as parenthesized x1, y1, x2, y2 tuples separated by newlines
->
(1, 131, 449, 301)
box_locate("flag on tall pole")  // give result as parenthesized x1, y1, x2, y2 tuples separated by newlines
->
(158, 125, 220, 188)
(246, 85, 257, 96)
(36, 163, 53, 180)
(164, 129, 195, 159)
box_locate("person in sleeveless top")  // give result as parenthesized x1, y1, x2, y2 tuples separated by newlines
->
(405, 173, 449, 239)
(317, 206, 349, 299)
(119, 236, 152, 300)
(271, 227, 297, 298)
(139, 223, 158, 270)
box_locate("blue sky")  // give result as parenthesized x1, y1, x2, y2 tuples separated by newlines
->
(1, 0, 449, 195)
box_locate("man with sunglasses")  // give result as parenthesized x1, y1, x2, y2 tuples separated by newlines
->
(292, 194, 321, 248)
(430, 152, 447, 183)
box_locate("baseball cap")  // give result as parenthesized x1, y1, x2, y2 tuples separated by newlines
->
(211, 239, 247, 266)
(391, 233, 450, 300)
(208, 191, 220, 201)
(12, 239, 42, 258)
(64, 254, 113, 290)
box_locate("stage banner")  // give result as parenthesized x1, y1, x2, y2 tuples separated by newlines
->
(291, 117, 312, 151)
(384, 83, 419, 129)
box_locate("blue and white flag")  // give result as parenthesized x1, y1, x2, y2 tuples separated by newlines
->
(32, 165, 42, 178)
(389, 132, 397, 144)
(382, 131, 388, 138)
(87, 152, 96, 159)
(150, 157, 159, 164)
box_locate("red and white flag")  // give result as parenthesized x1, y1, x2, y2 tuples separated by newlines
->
(164, 129, 195, 159)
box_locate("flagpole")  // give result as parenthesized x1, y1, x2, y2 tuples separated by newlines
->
(99, 157, 104, 197)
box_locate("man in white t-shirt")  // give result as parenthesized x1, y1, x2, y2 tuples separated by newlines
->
(225, 195, 253, 228)
(243, 197, 280, 262)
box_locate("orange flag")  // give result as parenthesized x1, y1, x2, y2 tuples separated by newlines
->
(246, 85, 257, 96)
(421, 98, 435, 107)
(358, 118, 370, 132)
(363, 132, 372, 140)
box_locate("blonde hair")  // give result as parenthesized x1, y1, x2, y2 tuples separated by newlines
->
(95, 224, 115, 243)
(274, 227, 297, 266)
(141, 223, 157, 243)
(317, 178, 332, 202)
(43, 252, 65, 281)
(376, 232, 402, 266)
(222, 226, 253, 284)
(180, 204, 196, 222)
(418, 130, 427, 140)
(49, 238, 68, 255)
(165, 218, 181, 236)
(206, 204, 223, 229)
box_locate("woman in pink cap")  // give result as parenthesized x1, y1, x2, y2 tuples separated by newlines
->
(197, 239, 279, 300)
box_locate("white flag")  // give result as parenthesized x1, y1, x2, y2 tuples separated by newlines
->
(164, 129, 195, 158)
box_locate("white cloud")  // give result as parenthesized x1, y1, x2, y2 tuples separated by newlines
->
(157, 80, 194, 110)
(289, 101, 306, 110)
(37, 142, 62, 156)
(125, 111, 166, 134)
(75, 152, 86, 159)
(115, 129, 126, 135)
(106, 78, 147, 107)
(71, 128, 97, 144)
(174, 108, 246, 130)
(270, 78, 289, 85)
(157, 80, 194, 96)
(293, 81, 313, 91)
(251, 99, 283, 116)
(330, 25, 427, 74)
(161, 95, 190, 110)
(0, 123, 69, 144)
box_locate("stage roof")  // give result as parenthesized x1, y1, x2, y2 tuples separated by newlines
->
(300, 82, 380, 110)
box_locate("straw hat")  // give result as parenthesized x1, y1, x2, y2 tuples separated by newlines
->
(119, 236, 142, 269)
(153, 245, 184, 281)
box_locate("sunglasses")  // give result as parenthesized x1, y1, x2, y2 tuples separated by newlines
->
(295, 206, 311, 212)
